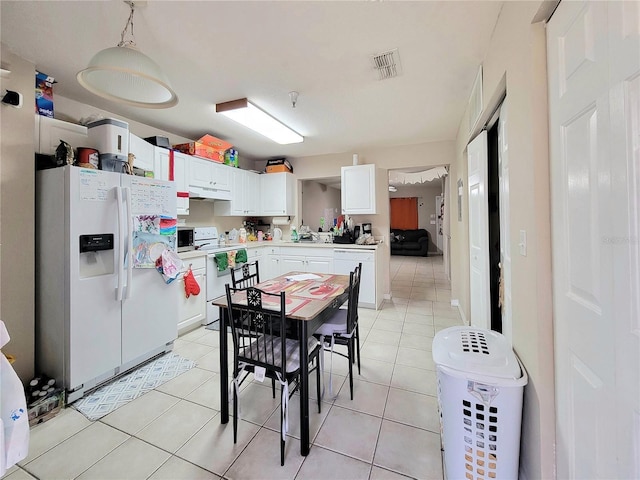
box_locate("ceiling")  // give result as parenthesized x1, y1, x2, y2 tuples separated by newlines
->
(0, 1, 503, 162)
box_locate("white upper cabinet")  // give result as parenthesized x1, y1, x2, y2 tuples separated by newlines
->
(154, 148, 189, 215)
(188, 157, 232, 200)
(36, 115, 88, 155)
(260, 172, 296, 216)
(128, 134, 155, 171)
(214, 169, 261, 216)
(341, 164, 377, 214)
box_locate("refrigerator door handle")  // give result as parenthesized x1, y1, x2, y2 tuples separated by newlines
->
(116, 185, 125, 301)
(124, 186, 133, 299)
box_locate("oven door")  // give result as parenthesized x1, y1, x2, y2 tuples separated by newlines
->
(204, 252, 234, 325)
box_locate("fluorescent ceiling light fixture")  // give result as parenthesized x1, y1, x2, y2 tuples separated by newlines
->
(216, 98, 303, 144)
(77, 2, 178, 109)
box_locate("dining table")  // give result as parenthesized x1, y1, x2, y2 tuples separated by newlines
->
(211, 271, 350, 457)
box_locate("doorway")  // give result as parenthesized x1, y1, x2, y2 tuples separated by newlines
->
(487, 120, 502, 333)
(467, 98, 508, 336)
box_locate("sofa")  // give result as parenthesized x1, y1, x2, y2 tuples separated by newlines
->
(390, 229, 430, 256)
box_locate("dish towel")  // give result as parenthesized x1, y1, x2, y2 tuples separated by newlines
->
(235, 248, 248, 264)
(227, 250, 237, 269)
(214, 252, 228, 272)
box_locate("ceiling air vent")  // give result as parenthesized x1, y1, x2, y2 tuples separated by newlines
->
(371, 49, 402, 80)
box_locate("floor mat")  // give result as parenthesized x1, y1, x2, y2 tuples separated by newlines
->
(73, 352, 196, 421)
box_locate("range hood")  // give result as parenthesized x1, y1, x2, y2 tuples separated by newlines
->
(188, 185, 231, 201)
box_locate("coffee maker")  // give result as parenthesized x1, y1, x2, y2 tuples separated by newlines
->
(362, 223, 372, 235)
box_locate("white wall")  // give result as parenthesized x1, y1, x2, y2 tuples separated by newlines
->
(260, 141, 456, 299)
(301, 180, 341, 232)
(0, 44, 36, 382)
(451, 2, 555, 479)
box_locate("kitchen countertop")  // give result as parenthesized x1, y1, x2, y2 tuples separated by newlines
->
(177, 250, 209, 260)
(225, 241, 381, 250)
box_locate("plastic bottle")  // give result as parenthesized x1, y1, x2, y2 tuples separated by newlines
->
(219, 232, 226, 246)
(291, 226, 299, 242)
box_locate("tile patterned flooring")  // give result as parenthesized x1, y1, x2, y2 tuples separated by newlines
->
(5, 255, 463, 480)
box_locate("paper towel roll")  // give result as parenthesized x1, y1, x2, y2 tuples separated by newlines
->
(272, 217, 290, 225)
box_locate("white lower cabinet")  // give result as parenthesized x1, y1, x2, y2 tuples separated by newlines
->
(261, 246, 281, 280)
(258, 244, 379, 309)
(333, 248, 377, 308)
(177, 254, 207, 334)
(279, 247, 333, 275)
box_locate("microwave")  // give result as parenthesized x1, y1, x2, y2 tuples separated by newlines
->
(177, 227, 194, 252)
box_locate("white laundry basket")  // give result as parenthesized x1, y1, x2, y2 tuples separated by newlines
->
(432, 326, 528, 480)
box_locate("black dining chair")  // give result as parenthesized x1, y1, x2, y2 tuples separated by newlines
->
(314, 263, 362, 400)
(229, 259, 279, 397)
(230, 260, 260, 289)
(225, 284, 322, 466)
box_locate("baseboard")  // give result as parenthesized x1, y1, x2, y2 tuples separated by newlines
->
(451, 300, 469, 326)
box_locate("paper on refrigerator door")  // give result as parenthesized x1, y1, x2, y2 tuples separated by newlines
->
(0, 322, 29, 473)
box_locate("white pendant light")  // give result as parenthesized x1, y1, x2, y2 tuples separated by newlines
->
(77, 1, 178, 109)
(216, 98, 303, 145)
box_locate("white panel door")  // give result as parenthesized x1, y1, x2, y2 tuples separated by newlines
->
(497, 100, 512, 344)
(548, 1, 639, 477)
(607, 2, 640, 478)
(467, 131, 490, 329)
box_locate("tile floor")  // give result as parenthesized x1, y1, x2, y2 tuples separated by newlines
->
(4, 255, 463, 480)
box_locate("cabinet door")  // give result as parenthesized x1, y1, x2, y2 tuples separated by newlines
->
(263, 255, 282, 281)
(341, 164, 376, 214)
(230, 169, 247, 215)
(176, 270, 206, 333)
(210, 162, 231, 191)
(281, 256, 305, 274)
(245, 171, 261, 215)
(154, 148, 189, 215)
(261, 173, 296, 216)
(128, 134, 155, 171)
(306, 257, 333, 274)
(38, 116, 88, 155)
(189, 157, 213, 188)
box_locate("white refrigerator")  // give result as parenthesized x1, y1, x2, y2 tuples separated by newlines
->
(36, 166, 178, 403)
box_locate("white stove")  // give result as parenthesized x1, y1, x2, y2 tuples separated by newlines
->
(193, 226, 220, 251)
(193, 226, 240, 326)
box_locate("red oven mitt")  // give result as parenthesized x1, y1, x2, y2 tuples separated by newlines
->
(183, 266, 201, 298)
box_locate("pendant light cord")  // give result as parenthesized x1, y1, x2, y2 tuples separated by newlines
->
(118, 2, 136, 48)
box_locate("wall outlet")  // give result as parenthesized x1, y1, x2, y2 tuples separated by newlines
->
(519, 230, 527, 256)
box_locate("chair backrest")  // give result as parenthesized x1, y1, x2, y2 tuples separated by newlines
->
(346, 263, 362, 334)
(230, 261, 260, 289)
(225, 284, 288, 374)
